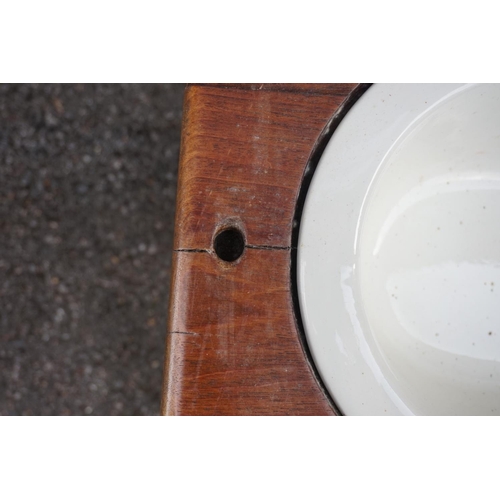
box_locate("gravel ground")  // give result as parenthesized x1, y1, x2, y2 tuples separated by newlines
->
(0, 84, 185, 415)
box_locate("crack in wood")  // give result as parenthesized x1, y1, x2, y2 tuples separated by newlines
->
(175, 245, 294, 252)
(245, 244, 293, 251)
(174, 249, 210, 253)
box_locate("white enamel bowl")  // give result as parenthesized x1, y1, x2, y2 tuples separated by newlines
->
(298, 83, 500, 415)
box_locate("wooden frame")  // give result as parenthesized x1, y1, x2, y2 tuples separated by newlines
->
(162, 83, 369, 415)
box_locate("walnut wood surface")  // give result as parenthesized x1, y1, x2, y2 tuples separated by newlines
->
(163, 83, 361, 415)
(196, 83, 360, 96)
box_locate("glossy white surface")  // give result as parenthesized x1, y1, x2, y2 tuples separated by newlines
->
(298, 83, 500, 415)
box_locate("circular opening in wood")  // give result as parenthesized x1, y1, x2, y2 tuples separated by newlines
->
(214, 227, 245, 262)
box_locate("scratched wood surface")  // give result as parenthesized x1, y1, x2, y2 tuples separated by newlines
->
(162, 83, 362, 415)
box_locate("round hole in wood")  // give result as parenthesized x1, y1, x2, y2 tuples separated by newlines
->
(214, 227, 245, 262)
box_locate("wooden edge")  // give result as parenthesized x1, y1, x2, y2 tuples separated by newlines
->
(191, 83, 359, 96)
(162, 83, 364, 415)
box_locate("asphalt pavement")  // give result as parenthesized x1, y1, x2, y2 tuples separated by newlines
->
(0, 84, 185, 415)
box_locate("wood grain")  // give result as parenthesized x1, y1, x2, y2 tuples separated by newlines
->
(196, 83, 359, 95)
(162, 83, 363, 415)
(174, 85, 358, 250)
(164, 249, 334, 415)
